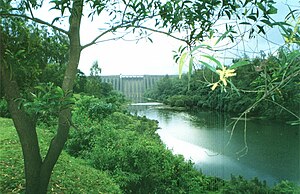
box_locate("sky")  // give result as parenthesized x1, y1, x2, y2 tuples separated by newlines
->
(33, 0, 299, 76)
(79, 33, 182, 75)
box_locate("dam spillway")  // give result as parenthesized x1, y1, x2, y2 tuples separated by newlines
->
(101, 75, 176, 102)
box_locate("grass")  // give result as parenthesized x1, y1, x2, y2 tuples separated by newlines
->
(0, 117, 122, 193)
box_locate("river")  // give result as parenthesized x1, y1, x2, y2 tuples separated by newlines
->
(129, 103, 300, 186)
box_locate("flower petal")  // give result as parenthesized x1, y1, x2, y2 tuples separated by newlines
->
(211, 82, 218, 90)
(222, 78, 227, 86)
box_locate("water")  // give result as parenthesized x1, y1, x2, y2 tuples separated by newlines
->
(129, 103, 300, 186)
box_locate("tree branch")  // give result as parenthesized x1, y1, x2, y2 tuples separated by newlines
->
(26, 0, 35, 19)
(225, 66, 300, 157)
(0, 13, 69, 35)
(81, 23, 189, 51)
(132, 25, 188, 43)
(81, 23, 126, 50)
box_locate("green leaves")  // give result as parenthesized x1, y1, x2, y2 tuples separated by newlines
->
(1, 17, 69, 90)
(158, 0, 220, 40)
(178, 52, 188, 79)
(199, 60, 217, 73)
(50, 0, 72, 16)
(229, 60, 250, 69)
(175, 41, 250, 93)
(18, 82, 75, 117)
(68, 102, 206, 193)
(201, 55, 222, 69)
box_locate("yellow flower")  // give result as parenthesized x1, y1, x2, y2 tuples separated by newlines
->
(211, 82, 218, 90)
(216, 66, 236, 86)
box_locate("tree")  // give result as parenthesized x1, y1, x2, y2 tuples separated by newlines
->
(0, 0, 278, 193)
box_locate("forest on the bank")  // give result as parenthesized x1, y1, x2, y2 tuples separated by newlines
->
(145, 47, 300, 123)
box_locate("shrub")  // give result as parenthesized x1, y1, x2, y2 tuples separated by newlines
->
(87, 126, 207, 194)
(220, 176, 269, 193)
(271, 181, 300, 194)
(74, 95, 119, 121)
(0, 98, 10, 118)
(0, 118, 122, 194)
(68, 104, 208, 193)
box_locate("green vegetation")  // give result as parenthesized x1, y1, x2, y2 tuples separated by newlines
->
(66, 95, 209, 193)
(145, 47, 300, 122)
(1, 95, 300, 193)
(0, 117, 122, 193)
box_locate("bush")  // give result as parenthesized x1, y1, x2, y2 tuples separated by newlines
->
(74, 95, 119, 121)
(66, 123, 98, 157)
(220, 176, 269, 193)
(0, 118, 122, 194)
(271, 181, 300, 194)
(86, 122, 207, 194)
(0, 98, 10, 118)
(68, 100, 208, 193)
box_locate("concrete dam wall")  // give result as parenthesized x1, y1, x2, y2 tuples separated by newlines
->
(101, 75, 176, 102)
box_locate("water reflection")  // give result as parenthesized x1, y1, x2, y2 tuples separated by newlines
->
(129, 103, 300, 185)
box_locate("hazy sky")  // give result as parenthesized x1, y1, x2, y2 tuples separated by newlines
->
(33, 0, 299, 76)
(79, 32, 182, 76)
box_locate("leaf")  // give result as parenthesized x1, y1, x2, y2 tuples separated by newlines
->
(247, 15, 257, 21)
(272, 22, 292, 28)
(34, 85, 46, 93)
(266, 6, 277, 15)
(188, 56, 193, 74)
(286, 120, 300, 126)
(190, 44, 212, 53)
(54, 86, 64, 97)
(215, 29, 231, 45)
(179, 45, 187, 54)
(261, 19, 273, 27)
(147, 37, 153, 43)
(225, 10, 231, 19)
(239, 22, 251, 25)
(198, 60, 216, 73)
(187, 56, 194, 90)
(16, 50, 25, 56)
(51, 17, 61, 25)
(178, 52, 188, 79)
(229, 60, 249, 70)
(227, 80, 240, 96)
(243, 0, 251, 7)
(201, 55, 222, 68)
(285, 7, 297, 20)
(257, 2, 265, 12)
(257, 25, 265, 34)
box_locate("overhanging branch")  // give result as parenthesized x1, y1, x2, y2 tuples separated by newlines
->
(131, 25, 188, 43)
(81, 23, 127, 50)
(81, 24, 188, 50)
(1, 13, 69, 35)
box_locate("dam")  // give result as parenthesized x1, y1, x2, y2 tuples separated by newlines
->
(101, 75, 176, 102)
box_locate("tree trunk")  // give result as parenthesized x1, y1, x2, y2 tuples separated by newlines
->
(38, 0, 83, 192)
(0, 34, 42, 193)
(37, 1, 83, 192)
(0, 0, 83, 193)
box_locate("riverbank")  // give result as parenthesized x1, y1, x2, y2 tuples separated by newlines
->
(1, 116, 300, 193)
(130, 103, 300, 187)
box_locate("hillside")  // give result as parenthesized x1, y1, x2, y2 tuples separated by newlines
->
(0, 117, 122, 193)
